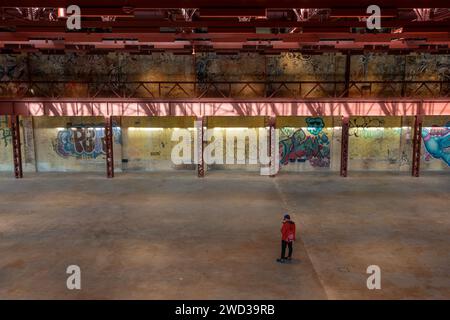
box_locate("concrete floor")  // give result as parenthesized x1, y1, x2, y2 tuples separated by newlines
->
(0, 171, 448, 299)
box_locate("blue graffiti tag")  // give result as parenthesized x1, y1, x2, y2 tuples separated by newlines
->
(54, 123, 121, 159)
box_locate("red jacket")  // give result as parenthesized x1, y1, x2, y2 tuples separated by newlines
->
(281, 221, 296, 242)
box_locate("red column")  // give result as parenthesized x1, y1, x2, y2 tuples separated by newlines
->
(269, 117, 277, 177)
(411, 115, 423, 177)
(105, 116, 114, 178)
(340, 116, 350, 177)
(10, 115, 23, 179)
(197, 116, 205, 177)
(343, 53, 351, 98)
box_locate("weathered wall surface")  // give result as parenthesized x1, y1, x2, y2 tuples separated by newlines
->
(33, 117, 122, 172)
(1, 52, 449, 98)
(0, 116, 13, 171)
(0, 115, 448, 173)
(120, 116, 196, 172)
(351, 53, 450, 97)
(349, 127, 408, 171)
(205, 128, 265, 172)
(0, 116, 36, 172)
(123, 128, 193, 171)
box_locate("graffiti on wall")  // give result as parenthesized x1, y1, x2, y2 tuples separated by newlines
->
(422, 121, 450, 166)
(53, 123, 121, 159)
(0, 117, 12, 147)
(349, 117, 385, 138)
(279, 117, 330, 167)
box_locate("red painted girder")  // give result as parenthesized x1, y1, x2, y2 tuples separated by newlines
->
(3, 20, 450, 29)
(1, 32, 449, 42)
(2, 0, 450, 9)
(1, 99, 449, 117)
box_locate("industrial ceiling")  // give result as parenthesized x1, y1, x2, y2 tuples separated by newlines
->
(0, 1, 449, 54)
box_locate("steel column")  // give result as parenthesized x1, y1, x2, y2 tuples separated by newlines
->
(340, 116, 350, 177)
(411, 115, 423, 177)
(10, 115, 23, 179)
(268, 117, 277, 177)
(343, 53, 351, 98)
(104, 116, 114, 178)
(197, 116, 205, 177)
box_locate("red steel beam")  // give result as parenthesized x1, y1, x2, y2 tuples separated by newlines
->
(267, 116, 276, 177)
(3, 1, 450, 8)
(411, 115, 423, 177)
(340, 116, 350, 177)
(1, 99, 449, 117)
(10, 115, 23, 179)
(104, 115, 114, 178)
(3, 19, 450, 30)
(343, 53, 351, 98)
(197, 116, 205, 177)
(1, 31, 449, 43)
(1, 80, 448, 100)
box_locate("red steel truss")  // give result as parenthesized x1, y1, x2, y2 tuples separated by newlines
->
(1, 80, 448, 100)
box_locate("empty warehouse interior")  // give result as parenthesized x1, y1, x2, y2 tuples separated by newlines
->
(0, 1, 449, 305)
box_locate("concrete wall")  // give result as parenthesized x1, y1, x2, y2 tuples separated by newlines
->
(0, 116, 13, 171)
(348, 117, 407, 171)
(33, 117, 122, 172)
(1, 52, 449, 98)
(205, 127, 266, 172)
(0, 116, 36, 172)
(0, 115, 448, 174)
(121, 128, 196, 171)
(0, 52, 448, 174)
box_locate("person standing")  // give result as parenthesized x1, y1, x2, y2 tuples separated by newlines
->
(277, 214, 296, 263)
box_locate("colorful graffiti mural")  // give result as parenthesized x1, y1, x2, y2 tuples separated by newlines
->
(279, 117, 330, 167)
(422, 121, 450, 166)
(53, 124, 121, 159)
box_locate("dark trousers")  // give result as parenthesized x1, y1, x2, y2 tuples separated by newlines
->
(281, 240, 293, 259)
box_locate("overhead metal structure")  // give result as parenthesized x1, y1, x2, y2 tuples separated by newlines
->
(1, 2, 449, 179)
(0, 1, 449, 53)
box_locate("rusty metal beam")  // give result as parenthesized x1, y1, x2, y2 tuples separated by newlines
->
(343, 53, 351, 98)
(0, 80, 449, 100)
(4, 19, 450, 29)
(104, 115, 114, 178)
(411, 115, 423, 177)
(340, 116, 349, 177)
(3, 1, 450, 8)
(197, 116, 205, 177)
(268, 117, 277, 177)
(10, 115, 23, 178)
